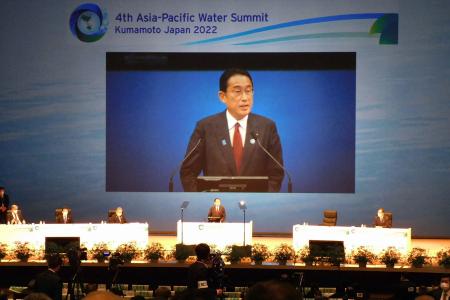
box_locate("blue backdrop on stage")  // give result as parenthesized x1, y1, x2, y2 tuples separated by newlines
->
(0, 1, 449, 236)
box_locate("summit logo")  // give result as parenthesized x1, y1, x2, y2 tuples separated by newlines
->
(69, 3, 108, 42)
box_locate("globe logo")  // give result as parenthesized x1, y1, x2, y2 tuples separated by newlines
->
(78, 11, 101, 35)
(69, 3, 108, 42)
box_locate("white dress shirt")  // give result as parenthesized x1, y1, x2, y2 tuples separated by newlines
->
(226, 110, 248, 147)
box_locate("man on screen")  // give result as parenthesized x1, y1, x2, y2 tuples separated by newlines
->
(180, 68, 284, 192)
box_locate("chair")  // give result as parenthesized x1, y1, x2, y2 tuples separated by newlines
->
(173, 286, 187, 293)
(108, 209, 116, 220)
(322, 210, 337, 226)
(223, 292, 242, 298)
(384, 212, 393, 227)
(132, 285, 150, 291)
(134, 290, 152, 298)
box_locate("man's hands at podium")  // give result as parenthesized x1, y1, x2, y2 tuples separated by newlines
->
(207, 216, 223, 223)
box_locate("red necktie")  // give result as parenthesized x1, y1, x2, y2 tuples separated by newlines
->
(233, 123, 243, 174)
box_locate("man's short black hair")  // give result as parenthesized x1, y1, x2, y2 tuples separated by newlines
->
(195, 243, 210, 260)
(46, 253, 62, 269)
(219, 68, 253, 92)
(0, 186, 4, 191)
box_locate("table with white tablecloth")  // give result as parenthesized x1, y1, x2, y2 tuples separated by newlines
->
(177, 220, 252, 250)
(293, 224, 411, 255)
(0, 223, 148, 249)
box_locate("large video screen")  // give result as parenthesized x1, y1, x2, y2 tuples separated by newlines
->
(106, 52, 355, 193)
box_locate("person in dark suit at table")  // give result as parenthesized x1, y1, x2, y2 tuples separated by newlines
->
(34, 253, 63, 300)
(373, 207, 392, 228)
(180, 68, 285, 192)
(432, 276, 450, 300)
(207, 198, 226, 223)
(55, 207, 73, 224)
(7, 204, 26, 224)
(0, 186, 9, 224)
(108, 206, 127, 224)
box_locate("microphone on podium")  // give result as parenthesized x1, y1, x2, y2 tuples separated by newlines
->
(168, 138, 202, 192)
(251, 131, 293, 193)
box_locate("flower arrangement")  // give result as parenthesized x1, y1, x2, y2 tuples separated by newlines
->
(89, 242, 110, 262)
(436, 248, 450, 268)
(115, 242, 139, 263)
(274, 243, 295, 265)
(13, 241, 34, 262)
(251, 244, 270, 265)
(407, 248, 429, 268)
(0, 243, 7, 260)
(297, 246, 315, 266)
(144, 242, 165, 262)
(351, 246, 376, 267)
(380, 246, 401, 268)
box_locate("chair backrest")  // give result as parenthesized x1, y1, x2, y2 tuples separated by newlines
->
(384, 212, 393, 225)
(322, 210, 337, 226)
(108, 209, 116, 219)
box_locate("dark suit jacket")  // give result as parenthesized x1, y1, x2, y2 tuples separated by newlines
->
(373, 216, 392, 228)
(108, 214, 127, 224)
(180, 111, 284, 192)
(431, 289, 449, 300)
(208, 205, 226, 222)
(0, 194, 9, 224)
(55, 213, 73, 224)
(6, 210, 25, 224)
(34, 269, 63, 300)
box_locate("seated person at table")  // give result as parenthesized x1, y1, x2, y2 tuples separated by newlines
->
(207, 198, 226, 223)
(108, 207, 127, 224)
(373, 207, 392, 228)
(55, 208, 73, 224)
(7, 204, 26, 224)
